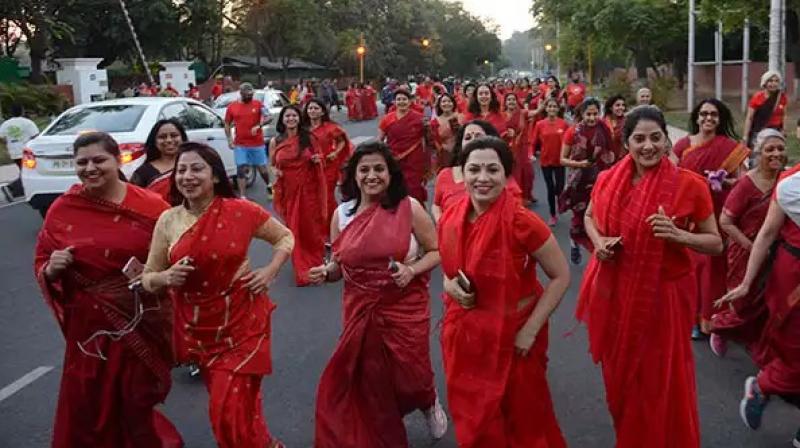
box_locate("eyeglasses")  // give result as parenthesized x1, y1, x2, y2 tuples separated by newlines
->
(698, 111, 719, 118)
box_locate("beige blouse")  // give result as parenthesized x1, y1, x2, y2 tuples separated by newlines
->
(142, 204, 294, 291)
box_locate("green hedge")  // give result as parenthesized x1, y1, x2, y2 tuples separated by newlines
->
(0, 82, 68, 117)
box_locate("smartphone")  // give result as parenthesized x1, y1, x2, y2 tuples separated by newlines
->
(122, 257, 144, 280)
(456, 269, 472, 293)
(607, 237, 623, 249)
(388, 256, 399, 273)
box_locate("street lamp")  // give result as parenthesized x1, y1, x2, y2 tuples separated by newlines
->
(545, 44, 553, 52)
(356, 33, 366, 83)
(422, 38, 430, 47)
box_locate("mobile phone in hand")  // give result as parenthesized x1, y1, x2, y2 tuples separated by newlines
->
(456, 269, 472, 293)
(122, 257, 144, 280)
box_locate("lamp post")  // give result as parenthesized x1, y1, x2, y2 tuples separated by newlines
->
(544, 44, 553, 74)
(356, 33, 366, 84)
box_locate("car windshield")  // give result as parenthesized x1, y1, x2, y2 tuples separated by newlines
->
(45, 105, 147, 135)
(213, 91, 266, 109)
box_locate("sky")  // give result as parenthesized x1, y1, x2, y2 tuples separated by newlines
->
(452, 0, 535, 41)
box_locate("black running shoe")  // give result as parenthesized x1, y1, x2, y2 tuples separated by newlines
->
(570, 245, 581, 265)
(740, 376, 768, 430)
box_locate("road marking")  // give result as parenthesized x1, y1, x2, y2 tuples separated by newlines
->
(0, 366, 54, 402)
(350, 136, 374, 145)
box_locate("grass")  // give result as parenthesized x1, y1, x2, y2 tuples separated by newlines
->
(663, 109, 800, 164)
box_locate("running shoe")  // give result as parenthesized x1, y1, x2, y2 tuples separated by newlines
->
(266, 185, 274, 200)
(548, 215, 558, 227)
(792, 427, 800, 448)
(709, 333, 728, 357)
(423, 397, 448, 440)
(691, 324, 708, 341)
(570, 245, 581, 265)
(740, 376, 768, 430)
(189, 364, 201, 377)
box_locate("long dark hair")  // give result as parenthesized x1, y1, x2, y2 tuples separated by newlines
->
(578, 97, 602, 121)
(689, 98, 738, 140)
(73, 131, 127, 181)
(340, 140, 407, 215)
(434, 92, 457, 116)
(451, 119, 500, 167)
(144, 118, 187, 163)
(276, 105, 313, 157)
(468, 83, 500, 115)
(302, 98, 331, 126)
(169, 142, 236, 205)
(603, 95, 626, 118)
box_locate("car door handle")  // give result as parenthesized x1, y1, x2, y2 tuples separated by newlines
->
(206, 136, 217, 141)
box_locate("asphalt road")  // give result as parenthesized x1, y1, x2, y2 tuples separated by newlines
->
(0, 114, 797, 447)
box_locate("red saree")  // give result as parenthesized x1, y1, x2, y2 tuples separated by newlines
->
(273, 134, 327, 286)
(434, 167, 522, 216)
(147, 171, 172, 202)
(558, 121, 616, 251)
(312, 122, 352, 223)
(315, 198, 436, 447)
(34, 184, 181, 448)
(379, 110, 429, 202)
(346, 88, 362, 121)
(361, 86, 379, 119)
(168, 197, 278, 448)
(576, 156, 714, 448)
(758, 164, 800, 399)
(674, 135, 749, 326)
(711, 175, 772, 359)
(464, 111, 507, 138)
(430, 114, 461, 170)
(439, 191, 566, 448)
(506, 110, 534, 203)
(604, 116, 625, 159)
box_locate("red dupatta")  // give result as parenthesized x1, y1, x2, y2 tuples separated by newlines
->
(146, 170, 172, 201)
(316, 198, 435, 447)
(438, 190, 529, 444)
(167, 197, 275, 373)
(273, 134, 327, 285)
(575, 155, 680, 413)
(34, 184, 173, 392)
(677, 135, 749, 213)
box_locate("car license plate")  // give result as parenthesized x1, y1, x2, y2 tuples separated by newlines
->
(51, 159, 75, 170)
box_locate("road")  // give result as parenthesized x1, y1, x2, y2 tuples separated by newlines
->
(0, 114, 796, 447)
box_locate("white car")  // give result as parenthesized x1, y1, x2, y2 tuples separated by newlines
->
(21, 97, 236, 217)
(212, 88, 290, 139)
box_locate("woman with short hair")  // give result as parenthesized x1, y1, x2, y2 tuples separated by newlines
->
(743, 70, 787, 149)
(439, 135, 569, 447)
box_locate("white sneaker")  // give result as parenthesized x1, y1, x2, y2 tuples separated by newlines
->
(423, 397, 448, 440)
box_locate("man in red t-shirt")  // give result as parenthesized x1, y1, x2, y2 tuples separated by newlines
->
(565, 72, 587, 115)
(224, 82, 272, 198)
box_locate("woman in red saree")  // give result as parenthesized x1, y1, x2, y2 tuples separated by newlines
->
(456, 83, 475, 114)
(361, 82, 379, 119)
(378, 89, 429, 203)
(430, 93, 464, 170)
(345, 83, 362, 121)
(143, 142, 293, 448)
(309, 141, 447, 447)
(304, 99, 352, 223)
(559, 97, 617, 264)
(35, 132, 181, 448)
(464, 83, 507, 138)
(504, 92, 534, 206)
(711, 129, 788, 358)
(743, 70, 787, 149)
(439, 136, 569, 447)
(131, 119, 187, 201)
(603, 95, 627, 158)
(432, 120, 522, 223)
(577, 107, 723, 448)
(673, 98, 749, 338)
(719, 161, 800, 435)
(269, 105, 327, 286)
